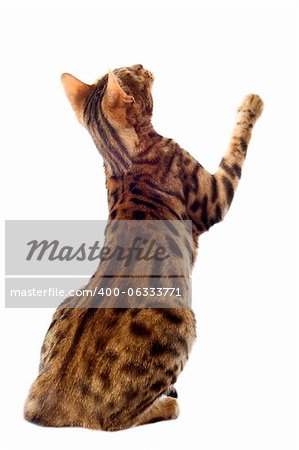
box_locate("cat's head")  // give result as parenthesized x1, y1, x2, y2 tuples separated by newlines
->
(61, 65, 154, 173)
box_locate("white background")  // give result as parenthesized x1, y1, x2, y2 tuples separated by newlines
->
(1, 1, 298, 449)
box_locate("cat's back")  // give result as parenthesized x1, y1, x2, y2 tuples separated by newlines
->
(24, 306, 195, 429)
(40, 307, 196, 378)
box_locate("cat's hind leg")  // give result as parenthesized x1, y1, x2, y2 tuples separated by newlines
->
(133, 396, 180, 427)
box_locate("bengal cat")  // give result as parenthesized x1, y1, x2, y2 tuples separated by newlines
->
(24, 64, 263, 431)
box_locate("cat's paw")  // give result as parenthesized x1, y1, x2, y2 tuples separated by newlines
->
(164, 385, 178, 398)
(238, 94, 264, 122)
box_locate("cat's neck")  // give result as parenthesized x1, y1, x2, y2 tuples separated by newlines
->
(103, 122, 165, 177)
(134, 123, 163, 152)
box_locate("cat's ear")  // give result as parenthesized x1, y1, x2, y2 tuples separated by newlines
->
(61, 73, 93, 121)
(105, 72, 134, 107)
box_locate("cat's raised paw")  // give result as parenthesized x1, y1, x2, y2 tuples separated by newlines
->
(238, 94, 264, 122)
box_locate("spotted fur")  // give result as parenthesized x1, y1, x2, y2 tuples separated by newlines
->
(24, 64, 263, 431)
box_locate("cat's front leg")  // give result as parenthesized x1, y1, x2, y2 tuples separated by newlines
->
(212, 94, 264, 218)
(185, 94, 263, 231)
(219, 94, 264, 180)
